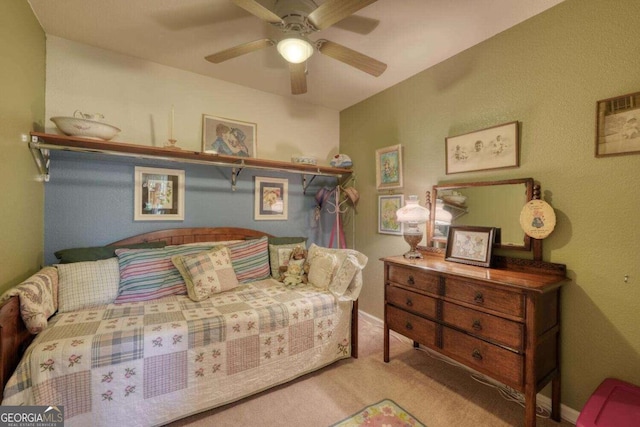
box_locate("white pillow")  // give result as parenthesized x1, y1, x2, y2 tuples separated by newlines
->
(307, 244, 368, 300)
(57, 257, 120, 313)
(308, 252, 338, 289)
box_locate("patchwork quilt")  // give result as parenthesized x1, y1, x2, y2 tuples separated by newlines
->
(2, 279, 353, 426)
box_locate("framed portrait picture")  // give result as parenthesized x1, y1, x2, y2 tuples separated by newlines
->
(375, 144, 403, 191)
(445, 226, 496, 267)
(254, 177, 288, 220)
(378, 194, 403, 235)
(445, 121, 519, 174)
(595, 91, 640, 157)
(134, 167, 185, 221)
(202, 114, 257, 158)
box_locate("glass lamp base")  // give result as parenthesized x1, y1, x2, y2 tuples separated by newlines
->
(403, 232, 423, 259)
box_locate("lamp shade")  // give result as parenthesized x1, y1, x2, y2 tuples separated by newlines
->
(277, 37, 314, 64)
(396, 195, 430, 223)
(434, 199, 453, 224)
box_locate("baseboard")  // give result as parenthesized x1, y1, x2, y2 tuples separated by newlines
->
(358, 310, 580, 425)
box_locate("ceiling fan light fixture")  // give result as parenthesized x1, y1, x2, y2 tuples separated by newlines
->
(277, 37, 314, 64)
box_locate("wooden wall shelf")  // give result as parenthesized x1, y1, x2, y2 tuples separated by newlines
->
(29, 132, 352, 191)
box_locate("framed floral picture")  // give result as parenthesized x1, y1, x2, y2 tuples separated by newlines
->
(202, 114, 257, 157)
(378, 194, 403, 235)
(445, 226, 496, 267)
(254, 177, 288, 220)
(134, 167, 185, 221)
(375, 144, 403, 191)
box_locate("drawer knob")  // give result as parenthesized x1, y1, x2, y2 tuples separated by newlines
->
(405, 321, 413, 330)
(407, 275, 415, 285)
(474, 292, 484, 304)
(406, 298, 413, 307)
(472, 320, 482, 331)
(472, 349, 483, 361)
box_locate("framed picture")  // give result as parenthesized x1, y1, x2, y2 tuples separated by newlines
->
(254, 177, 288, 220)
(595, 91, 640, 157)
(378, 194, 403, 235)
(445, 121, 519, 174)
(445, 226, 496, 267)
(202, 114, 257, 158)
(134, 167, 185, 221)
(375, 144, 403, 191)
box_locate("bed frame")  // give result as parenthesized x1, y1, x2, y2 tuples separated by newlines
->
(0, 227, 358, 400)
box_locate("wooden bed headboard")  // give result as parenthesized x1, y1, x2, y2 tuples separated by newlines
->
(0, 227, 275, 399)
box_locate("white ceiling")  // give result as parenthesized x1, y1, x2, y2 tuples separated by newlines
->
(28, 0, 564, 111)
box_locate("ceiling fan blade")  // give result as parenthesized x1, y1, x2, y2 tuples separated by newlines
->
(308, 0, 378, 30)
(317, 39, 386, 77)
(232, 0, 283, 24)
(289, 62, 307, 95)
(333, 15, 380, 35)
(205, 39, 275, 63)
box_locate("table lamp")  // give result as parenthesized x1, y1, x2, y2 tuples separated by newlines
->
(396, 195, 430, 259)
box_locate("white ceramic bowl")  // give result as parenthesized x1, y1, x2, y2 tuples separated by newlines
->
(50, 117, 121, 140)
(442, 195, 467, 205)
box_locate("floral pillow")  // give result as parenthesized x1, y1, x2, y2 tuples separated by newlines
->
(172, 246, 239, 301)
(0, 266, 58, 334)
(307, 244, 368, 301)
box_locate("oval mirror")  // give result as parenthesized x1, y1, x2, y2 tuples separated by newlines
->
(427, 178, 534, 251)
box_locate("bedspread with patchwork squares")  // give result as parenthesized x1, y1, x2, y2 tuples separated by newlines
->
(2, 279, 353, 426)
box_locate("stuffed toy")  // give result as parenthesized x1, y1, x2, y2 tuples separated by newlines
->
(279, 246, 309, 286)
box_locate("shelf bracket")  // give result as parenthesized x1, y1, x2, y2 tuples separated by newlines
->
(231, 167, 243, 191)
(29, 136, 50, 182)
(302, 174, 317, 194)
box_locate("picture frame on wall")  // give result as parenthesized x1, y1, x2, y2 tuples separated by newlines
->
(375, 144, 403, 191)
(445, 121, 519, 174)
(254, 177, 288, 220)
(378, 194, 404, 235)
(134, 167, 185, 221)
(202, 114, 257, 158)
(595, 91, 640, 157)
(445, 226, 496, 267)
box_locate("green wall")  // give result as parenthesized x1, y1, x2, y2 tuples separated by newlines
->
(0, 0, 46, 292)
(341, 0, 640, 412)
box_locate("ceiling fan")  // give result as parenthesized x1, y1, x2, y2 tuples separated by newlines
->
(204, 0, 387, 95)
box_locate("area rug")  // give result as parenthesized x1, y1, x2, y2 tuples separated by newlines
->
(331, 399, 425, 427)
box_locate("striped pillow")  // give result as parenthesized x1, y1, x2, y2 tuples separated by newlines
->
(226, 237, 270, 283)
(115, 245, 217, 303)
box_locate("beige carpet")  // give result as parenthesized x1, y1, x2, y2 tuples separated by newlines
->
(166, 314, 574, 427)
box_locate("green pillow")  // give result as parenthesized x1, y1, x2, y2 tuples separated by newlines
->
(54, 241, 167, 263)
(267, 236, 307, 245)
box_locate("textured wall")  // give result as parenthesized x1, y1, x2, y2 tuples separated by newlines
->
(0, 0, 45, 292)
(341, 0, 640, 412)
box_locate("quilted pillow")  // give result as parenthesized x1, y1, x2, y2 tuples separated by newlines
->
(307, 251, 338, 289)
(307, 244, 368, 300)
(0, 266, 58, 334)
(115, 245, 220, 303)
(57, 258, 120, 313)
(226, 237, 271, 283)
(268, 241, 306, 279)
(172, 246, 238, 301)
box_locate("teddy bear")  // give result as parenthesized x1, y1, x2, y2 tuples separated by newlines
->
(279, 246, 309, 286)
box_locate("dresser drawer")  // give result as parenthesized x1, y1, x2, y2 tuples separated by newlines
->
(445, 277, 524, 318)
(442, 327, 523, 389)
(386, 285, 438, 318)
(441, 301, 524, 351)
(388, 265, 441, 295)
(386, 305, 438, 348)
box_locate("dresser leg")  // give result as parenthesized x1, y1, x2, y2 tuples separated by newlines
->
(551, 375, 561, 421)
(384, 324, 390, 362)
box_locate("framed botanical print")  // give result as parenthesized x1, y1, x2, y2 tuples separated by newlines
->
(375, 144, 403, 191)
(202, 114, 257, 158)
(378, 194, 403, 235)
(445, 226, 495, 267)
(254, 177, 288, 220)
(134, 167, 185, 221)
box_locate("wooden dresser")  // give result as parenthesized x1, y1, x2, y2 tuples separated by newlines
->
(382, 254, 568, 427)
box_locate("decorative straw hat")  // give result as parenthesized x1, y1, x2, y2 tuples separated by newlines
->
(343, 186, 360, 205)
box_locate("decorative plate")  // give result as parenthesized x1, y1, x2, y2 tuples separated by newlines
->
(519, 199, 556, 239)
